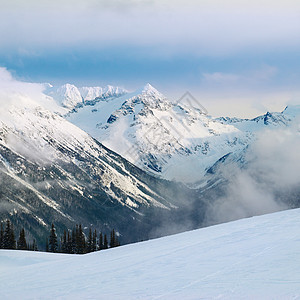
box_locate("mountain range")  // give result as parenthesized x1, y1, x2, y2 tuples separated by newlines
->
(0, 81, 299, 247)
(52, 83, 298, 184)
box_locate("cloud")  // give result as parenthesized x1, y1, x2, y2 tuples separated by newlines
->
(195, 65, 297, 118)
(0, 0, 299, 57)
(0, 0, 154, 11)
(0, 67, 63, 115)
(202, 72, 241, 86)
(205, 124, 300, 224)
(201, 65, 278, 88)
(0, 0, 299, 117)
(247, 126, 300, 189)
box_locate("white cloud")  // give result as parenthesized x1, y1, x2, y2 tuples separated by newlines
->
(0, 67, 63, 115)
(205, 124, 300, 224)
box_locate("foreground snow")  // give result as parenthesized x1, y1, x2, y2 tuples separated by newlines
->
(1, 209, 300, 299)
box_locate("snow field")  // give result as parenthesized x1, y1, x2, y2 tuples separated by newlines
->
(1, 208, 300, 299)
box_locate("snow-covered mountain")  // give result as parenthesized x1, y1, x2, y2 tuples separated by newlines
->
(45, 83, 127, 110)
(62, 83, 297, 183)
(0, 63, 299, 254)
(0, 96, 203, 246)
(1, 208, 300, 299)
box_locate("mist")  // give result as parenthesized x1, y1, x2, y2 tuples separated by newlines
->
(205, 123, 300, 225)
(0, 67, 64, 117)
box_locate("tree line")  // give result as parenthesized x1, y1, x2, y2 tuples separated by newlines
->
(47, 223, 120, 254)
(0, 219, 38, 251)
(0, 219, 120, 254)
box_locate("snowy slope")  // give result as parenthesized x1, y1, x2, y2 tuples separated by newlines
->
(64, 83, 296, 183)
(1, 208, 300, 299)
(0, 105, 171, 210)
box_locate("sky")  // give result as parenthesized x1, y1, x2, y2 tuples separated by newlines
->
(0, 0, 300, 117)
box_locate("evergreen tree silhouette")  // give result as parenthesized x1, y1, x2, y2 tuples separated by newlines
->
(61, 230, 67, 253)
(3, 220, 16, 249)
(49, 223, 58, 253)
(110, 229, 116, 248)
(99, 232, 103, 250)
(17, 228, 27, 250)
(92, 229, 97, 252)
(0, 223, 3, 248)
(66, 231, 72, 254)
(71, 227, 76, 254)
(87, 227, 93, 253)
(77, 224, 86, 254)
(103, 234, 108, 249)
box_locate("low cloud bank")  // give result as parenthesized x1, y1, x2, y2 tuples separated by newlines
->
(206, 124, 300, 224)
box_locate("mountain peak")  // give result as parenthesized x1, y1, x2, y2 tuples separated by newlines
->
(136, 83, 162, 96)
(63, 83, 76, 89)
(143, 83, 155, 91)
(45, 83, 128, 110)
(141, 83, 162, 96)
(46, 83, 82, 109)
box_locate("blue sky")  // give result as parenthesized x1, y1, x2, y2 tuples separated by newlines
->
(0, 0, 300, 117)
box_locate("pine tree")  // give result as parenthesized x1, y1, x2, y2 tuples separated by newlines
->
(49, 223, 58, 253)
(61, 230, 67, 253)
(110, 229, 115, 248)
(109, 229, 120, 248)
(77, 224, 86, 254)
(71, 227, 76, 254)
(66, 231, 72, 254)
(0, 223, 3, 249)
(103, 234, 108, 249)
(99, 232, 103, 250)
(10, 223, 16, 249)
(17, 228, 27, 250)
(87, 227, 93, 253)
(115, 232, 120, 247)
(92, 229, 97, 252)
(75, 224, 79, 253)
(3, 220, 16, 249)
(110, 229, 120, 248)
